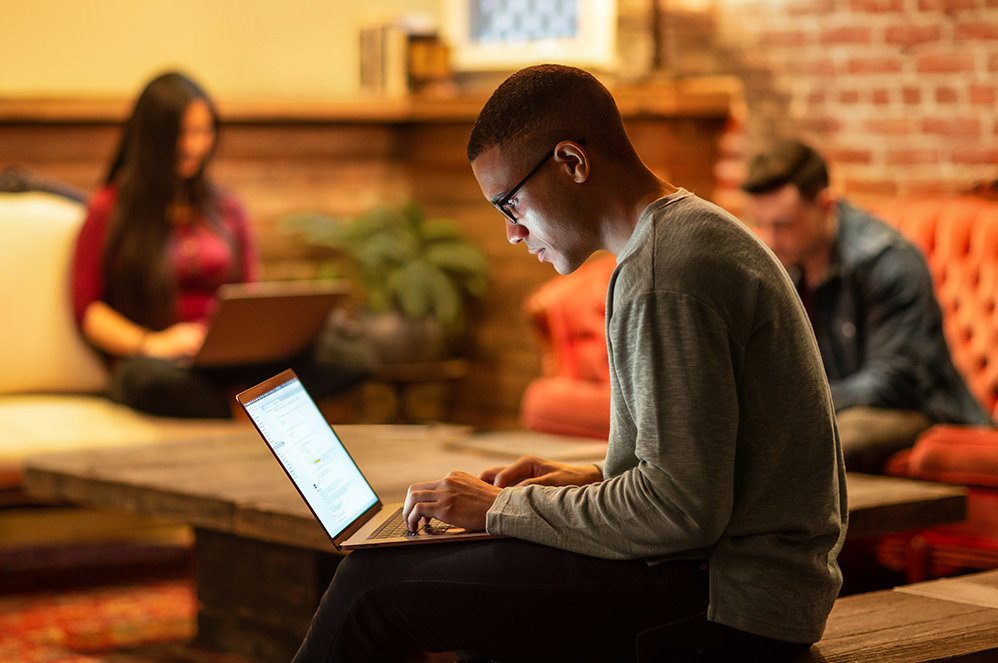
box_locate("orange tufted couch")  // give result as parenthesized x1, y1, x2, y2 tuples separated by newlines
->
(520, 194, 998, 581)
(872, 194, 998, 581)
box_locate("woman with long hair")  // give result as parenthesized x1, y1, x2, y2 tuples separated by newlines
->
(73, 71, 368, 418)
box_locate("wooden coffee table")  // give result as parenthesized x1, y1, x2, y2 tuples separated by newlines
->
(22, 426, 968, 662)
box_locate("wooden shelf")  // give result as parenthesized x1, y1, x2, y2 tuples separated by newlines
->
(0, 76, 738, 125)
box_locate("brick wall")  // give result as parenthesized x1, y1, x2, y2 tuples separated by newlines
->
(663, 0, 998, 212)
(1, 92, 729, 429)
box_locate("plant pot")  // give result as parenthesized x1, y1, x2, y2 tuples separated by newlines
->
(360, 310, 449, 364)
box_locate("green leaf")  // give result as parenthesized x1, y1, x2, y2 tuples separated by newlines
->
(401, 200, 425, 226)
(278, 212, 345, 248)
(425, 243, 489, 278)
(419, 218, 463, 241)
(278, 201, 489, 328)
(314, 259, 343, 281)
(389, 261, 434, 319)
(428, 271, 461, 326)
(460, 272, 489, 298)
(341, 207, 405, 243)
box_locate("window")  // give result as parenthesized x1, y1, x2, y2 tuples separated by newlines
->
(445, 0, 617, 71)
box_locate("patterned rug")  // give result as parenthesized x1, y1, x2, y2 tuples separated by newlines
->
(0, 579, 257, 663)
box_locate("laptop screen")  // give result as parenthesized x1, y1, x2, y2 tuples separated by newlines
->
(241, 375, 379, 538)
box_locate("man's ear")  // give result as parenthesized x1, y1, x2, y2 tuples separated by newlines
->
(554, 140, 590, 184)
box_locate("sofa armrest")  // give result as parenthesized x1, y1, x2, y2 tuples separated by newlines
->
(0, 192, 108, 395)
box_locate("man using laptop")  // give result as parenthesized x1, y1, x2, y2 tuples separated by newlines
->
(292, 65, 846, 662)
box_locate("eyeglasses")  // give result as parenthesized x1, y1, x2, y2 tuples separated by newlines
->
(492, 150, 553, 224)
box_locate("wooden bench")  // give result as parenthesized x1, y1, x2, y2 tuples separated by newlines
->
(800, 569, 998, 662)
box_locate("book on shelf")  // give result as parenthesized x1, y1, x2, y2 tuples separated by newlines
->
(359, 19, 451, 96)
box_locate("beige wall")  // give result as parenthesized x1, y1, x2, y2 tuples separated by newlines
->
(0, 0, 442, 99)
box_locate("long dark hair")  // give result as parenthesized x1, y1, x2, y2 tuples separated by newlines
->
(101, 71, 222, 330)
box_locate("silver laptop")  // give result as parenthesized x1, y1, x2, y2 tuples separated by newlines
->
(193, 280, 348, 367)
(235, 369, 502, 550)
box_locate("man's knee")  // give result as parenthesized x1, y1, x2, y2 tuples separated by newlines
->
(322, 551, 418, 624)
(837, 406, 931, 472)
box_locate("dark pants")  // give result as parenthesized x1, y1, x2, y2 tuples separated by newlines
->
(109, 351, 370, 419)
(291, 539, 810, 663)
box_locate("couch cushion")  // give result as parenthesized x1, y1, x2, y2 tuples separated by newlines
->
(0, 393, 251, 488)
(900, 424, 998, 489)
(0, 192, 108, 395)
(523, 254, 615, 382)
(520, 377, 611, 439)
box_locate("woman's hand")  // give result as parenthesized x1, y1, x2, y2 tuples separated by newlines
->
(479, 455, 603, 488)
(142, 322, 207, 360)
(82, 301, 205, 361)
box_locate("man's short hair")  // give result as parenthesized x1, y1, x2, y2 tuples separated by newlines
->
(741, 139, 829, 200)
(467, 64, 636, 166)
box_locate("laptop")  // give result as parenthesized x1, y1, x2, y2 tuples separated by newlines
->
(235, 369, 502, 550)
(192, 280, 348, 367)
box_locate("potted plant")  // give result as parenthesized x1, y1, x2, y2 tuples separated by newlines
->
(280, 201, 489, 363)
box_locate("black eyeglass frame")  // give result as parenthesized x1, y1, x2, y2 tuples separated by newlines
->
(492, 150, 554, 224)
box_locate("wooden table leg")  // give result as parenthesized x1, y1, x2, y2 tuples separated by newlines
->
(193, 528, 343, 663)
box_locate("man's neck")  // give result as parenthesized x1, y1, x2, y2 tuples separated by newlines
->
(604, 175, 678, 255)
(800, 210, 838, 290)
(800, 255, 830, 291)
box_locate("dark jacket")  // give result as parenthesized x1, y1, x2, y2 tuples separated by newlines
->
(794, 200, 992, 426)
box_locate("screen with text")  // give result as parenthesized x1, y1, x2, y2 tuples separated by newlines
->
(243, 378, 378, 537)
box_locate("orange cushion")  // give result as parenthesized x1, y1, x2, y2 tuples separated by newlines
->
(902, 425, 998, 488)
(520, 377, 610, 440)
(523, 254, 615, 382)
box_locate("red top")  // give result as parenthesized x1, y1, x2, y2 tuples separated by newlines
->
(72, 186, 259, 329)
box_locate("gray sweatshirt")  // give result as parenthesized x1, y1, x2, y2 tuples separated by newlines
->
(487, 191, 847, 644)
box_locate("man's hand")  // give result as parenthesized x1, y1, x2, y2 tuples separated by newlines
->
(480, 455, 603, 489)
(403, 471, 501, 532)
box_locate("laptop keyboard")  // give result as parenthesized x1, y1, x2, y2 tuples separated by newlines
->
(369, 506, 453, 539)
